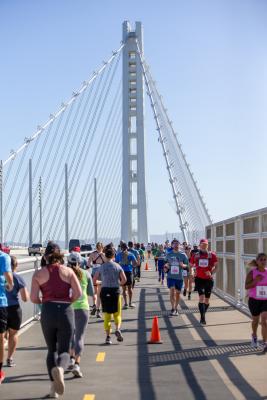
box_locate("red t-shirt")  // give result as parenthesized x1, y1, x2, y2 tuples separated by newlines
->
(190, 251, 218, 280)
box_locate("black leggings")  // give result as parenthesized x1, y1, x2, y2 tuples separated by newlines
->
(41, 302, 74, 381)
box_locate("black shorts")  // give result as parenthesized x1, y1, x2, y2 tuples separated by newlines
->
(0, 307, 8, 333)
(7, 305, 22, 331)
(248, 297, 267, 317)
(195, 277, 214, 298)
(124, 271, 133, 287)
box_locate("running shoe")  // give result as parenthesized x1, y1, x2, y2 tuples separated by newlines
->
(158, 278, 161, 282)
(67, 357, 75, 370)
(170, 309, 175, 316)
(263, 343, 267, 354)
(183, 289, 187, 297)
(129, 303, 136, 308)
(115, 330, 124, 342)
(48, 382, 59, 399)
(251, 335, 258, 348)
(123, 304, 128, 310)
(0, 370, 5, 384)
(7, 358, 16, 367)
(51, 366, 65, 396)
(105, 336, 112, 345)
(96, 309, 102, 318)
(90, 305, 96, 316)
(174, 309, 179, 316)
(188, 293, 191, 300)
(200, 317, 206, 325)
(72, 364, 83, 378)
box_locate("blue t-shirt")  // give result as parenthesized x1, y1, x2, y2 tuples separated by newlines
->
(165, 251, 188, 280)
(128, 248, 140, 264)
(115, 251, 136, 273)
(157, 251, 166, 268)
(0, 251, 12, 307)
(6, 272, 26, 306)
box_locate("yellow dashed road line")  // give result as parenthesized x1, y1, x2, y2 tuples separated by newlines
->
(83, 395, 95, 400)
(96, 352, 106, 362)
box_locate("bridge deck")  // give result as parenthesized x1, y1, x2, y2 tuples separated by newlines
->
(1, 262, 266, 400)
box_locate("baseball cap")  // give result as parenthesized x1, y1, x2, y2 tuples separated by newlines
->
(72, 246, 80, 252)
(199, 239, 209, 245)
(68, 252, 82, 265)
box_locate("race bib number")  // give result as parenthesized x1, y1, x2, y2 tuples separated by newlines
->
(198, 259, 209, 268)
(256, 286, 267, 299)
(182, 269, 188, 277)
(171, 264, 180, 275)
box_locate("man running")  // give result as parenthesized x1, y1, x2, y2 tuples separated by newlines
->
(115, 242, 137, 309)
(87, 242, 105, 318)
(190, 239, 218, 325)
(164, 239, 188, 316)
(128, 241, 140, 287)
(135, 243, 144, 281)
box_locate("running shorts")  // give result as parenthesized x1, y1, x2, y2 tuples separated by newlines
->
(124, 271, 133, 286)
(7, 305, 22, 331)
(0, 307, 8, 333)
(194, 277, 214, 298)
(248, 297, 267, 317)
(167, 278, 183, 291)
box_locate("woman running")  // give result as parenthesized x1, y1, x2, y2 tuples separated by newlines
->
(93, 247, 126, 344)
(156, 244, 166, 285)
(67, 253, 94, 377)
(245, 253, 267, 352)
(30, 247, 82, 398)
(5, 256, 29, 367)
(87, 242, 105, 318)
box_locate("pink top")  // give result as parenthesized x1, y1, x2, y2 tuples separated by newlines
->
(248, 267, 267, 300)
(40, 264, 71, 303)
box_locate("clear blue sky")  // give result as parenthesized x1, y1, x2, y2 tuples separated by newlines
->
(1, 0, 267, 236)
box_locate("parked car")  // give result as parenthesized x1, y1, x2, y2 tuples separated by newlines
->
(80, 244, 93, 253)
(28, 243, 45, 256)
(0, 243, 10, 254)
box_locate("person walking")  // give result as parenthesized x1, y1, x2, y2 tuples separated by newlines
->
(30, 246, 82, 398)
(93, 247, 126, 345)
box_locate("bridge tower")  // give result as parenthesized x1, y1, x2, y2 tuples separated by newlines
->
(121, 21, 148, 243)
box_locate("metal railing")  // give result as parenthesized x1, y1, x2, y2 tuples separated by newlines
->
(206, 206, 267, 314)
(17, 251, 92, 327)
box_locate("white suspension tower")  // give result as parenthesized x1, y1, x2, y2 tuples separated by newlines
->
(121, 21, 148, 243)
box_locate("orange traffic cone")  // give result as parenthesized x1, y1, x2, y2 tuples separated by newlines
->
(145, 262, 149, 271)
(148, 316, 162, 344)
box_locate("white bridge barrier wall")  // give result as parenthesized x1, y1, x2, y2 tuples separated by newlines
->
(206, 207, 267, 313)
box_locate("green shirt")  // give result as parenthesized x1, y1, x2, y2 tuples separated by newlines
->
(72, 270, 90, 310)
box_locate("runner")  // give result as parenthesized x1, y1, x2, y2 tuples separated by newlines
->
(0, 249, 13, 384)
(5, 256, 29, 367)
(182, 245, 193, 300)
(156, 244, 166, 285)
(245, 253, 267, 352)
(152, 244, 159, 271)
(87, 242, 105, 318)
(67, 253, 94, 377)
(70, 246, 87, 270)
(115, 242, 137, 309)
(146, 243, 152, 259)
(128, 241, 140, 288)
(190, 238, 218, 325)
(135, 243, 144, 281)
(93, 247, 126, 345)
(164, 239, 188, 316)
(30, 246, 82, 398)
